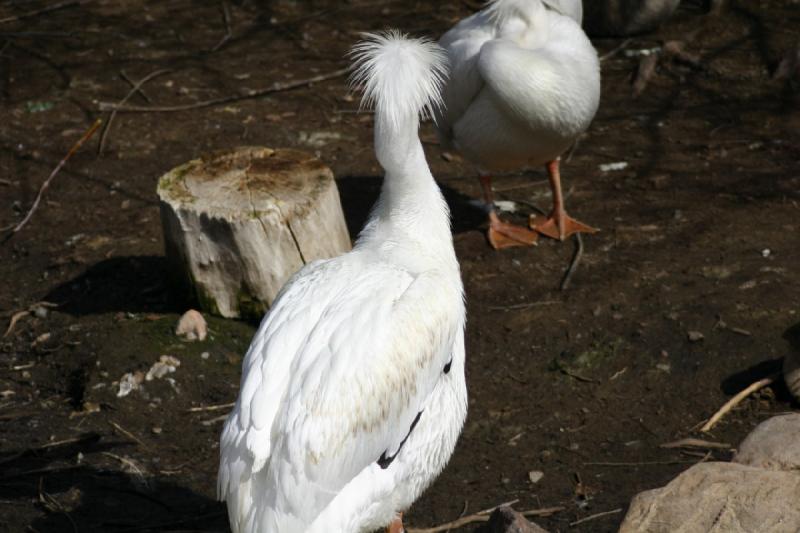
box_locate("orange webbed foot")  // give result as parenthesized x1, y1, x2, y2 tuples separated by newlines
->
(488, 211, 539, 249)
(530, 212, 598, 241)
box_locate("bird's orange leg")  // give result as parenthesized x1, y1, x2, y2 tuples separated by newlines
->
(387, 513, 405, 533)
(479, 175, 538, 249)
(531, 159, 598, 241)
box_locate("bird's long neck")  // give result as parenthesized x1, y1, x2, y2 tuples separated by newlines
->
(356, 114, 456, 269)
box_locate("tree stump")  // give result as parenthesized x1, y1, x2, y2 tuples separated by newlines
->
(157, 146, 351, 319)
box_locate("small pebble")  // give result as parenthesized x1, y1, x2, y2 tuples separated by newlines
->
(762, 248, 771, 258)
(528, 470, 544, 484)
(687, 331, 704, 342)
(201, 351, 210, 360)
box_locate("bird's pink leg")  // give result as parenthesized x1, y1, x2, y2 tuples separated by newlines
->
(531, 159, 598, 241)
(479, 175, 538, 249)
(387, 513, 405, 533)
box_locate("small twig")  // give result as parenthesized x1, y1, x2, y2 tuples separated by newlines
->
(119, 70, 151, 102)
(600, 39, 633, 62)
(101, 452, 144, 475)
(5, 119, 101, 237)
(3, 310, 29, 338)
(488, 300, 559, 311)
(700, 374, 778, 432)
(569, 508, 623, 527)
(490, 178, 549, 193)
(408, 501, 563, 533)
(584, 459, 698, 467)
(39, 489, 78, 533)
(660, 437, 731, 450)
(446, 501, 469, 533)
(187, 401, 235, 412)
(559, 367, 597, 383)
(211, 0, 233, 52)
(0, 0, 88, 24)
(99, 67, 350, 112)
(201, 414, 229, 426)
(3, 301, 58, 338)
(99, 69, 170, 155)
(609, 367, 627, 380)
(559, 232, 584, 291)
(109, 420, 149, 450)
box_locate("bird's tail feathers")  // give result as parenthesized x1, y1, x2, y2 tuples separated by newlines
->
(349, 30, 448, 128)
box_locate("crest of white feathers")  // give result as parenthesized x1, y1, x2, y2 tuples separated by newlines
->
(349, 30, 449, 127)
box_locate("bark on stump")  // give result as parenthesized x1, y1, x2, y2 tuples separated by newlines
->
(157, 146, 351, 319)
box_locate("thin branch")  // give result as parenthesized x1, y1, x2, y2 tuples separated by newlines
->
(0, 0, 89, 25)
(186, 402, 235, 412)
(408, 502, 563, 533)
(700, 374, 778, 432)
(4, 119, 101, 238)
(119, 70, 152, 102)
(98, 67, 350, 113)
(600, 39, 633, 62)
(569, 508, 623, 526)
(584, 459, 697, 467)
(201, 414, 229, 426)
(488, 300, 559, 311)
(559, 232, 584, 291)
(660, 437, 731, 450)
(98, 69, 171, 154)
(211, 0, 233, 52)
(109, 420, 150, 450)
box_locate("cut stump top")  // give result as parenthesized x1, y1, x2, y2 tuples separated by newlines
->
(157, 146, 334, 219)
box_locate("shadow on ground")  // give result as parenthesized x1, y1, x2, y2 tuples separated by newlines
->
(0, 434, 227, 532)
(44, 256, 174, 316)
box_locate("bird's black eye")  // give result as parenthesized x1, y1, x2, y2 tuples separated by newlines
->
(443, 359, 452, 374)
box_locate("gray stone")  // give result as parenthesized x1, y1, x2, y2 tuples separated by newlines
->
(619, 462, 800, 533)
(734, 413, 800, 472)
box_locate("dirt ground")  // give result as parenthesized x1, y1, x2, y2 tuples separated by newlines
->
(1, 0, 799, 531)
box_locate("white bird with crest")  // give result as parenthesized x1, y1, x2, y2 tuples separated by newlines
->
(217, 31, 467, 533)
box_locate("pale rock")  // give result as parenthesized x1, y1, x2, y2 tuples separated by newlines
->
(175, 309, 207, 341)
(620, 462, 800, 533)
(733, 414, 800, 471)
(117, 371, 144, 397)
(146, 355, 181, 381)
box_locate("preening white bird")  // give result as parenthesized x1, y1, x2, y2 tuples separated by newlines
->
(436, 0, 601, 249)
(217, 31, 467, 533)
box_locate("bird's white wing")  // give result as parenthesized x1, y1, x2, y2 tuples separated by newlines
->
(542, 0, 582, 24)
(436, 10, 496, 146)
(219, 257, 462, 530)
